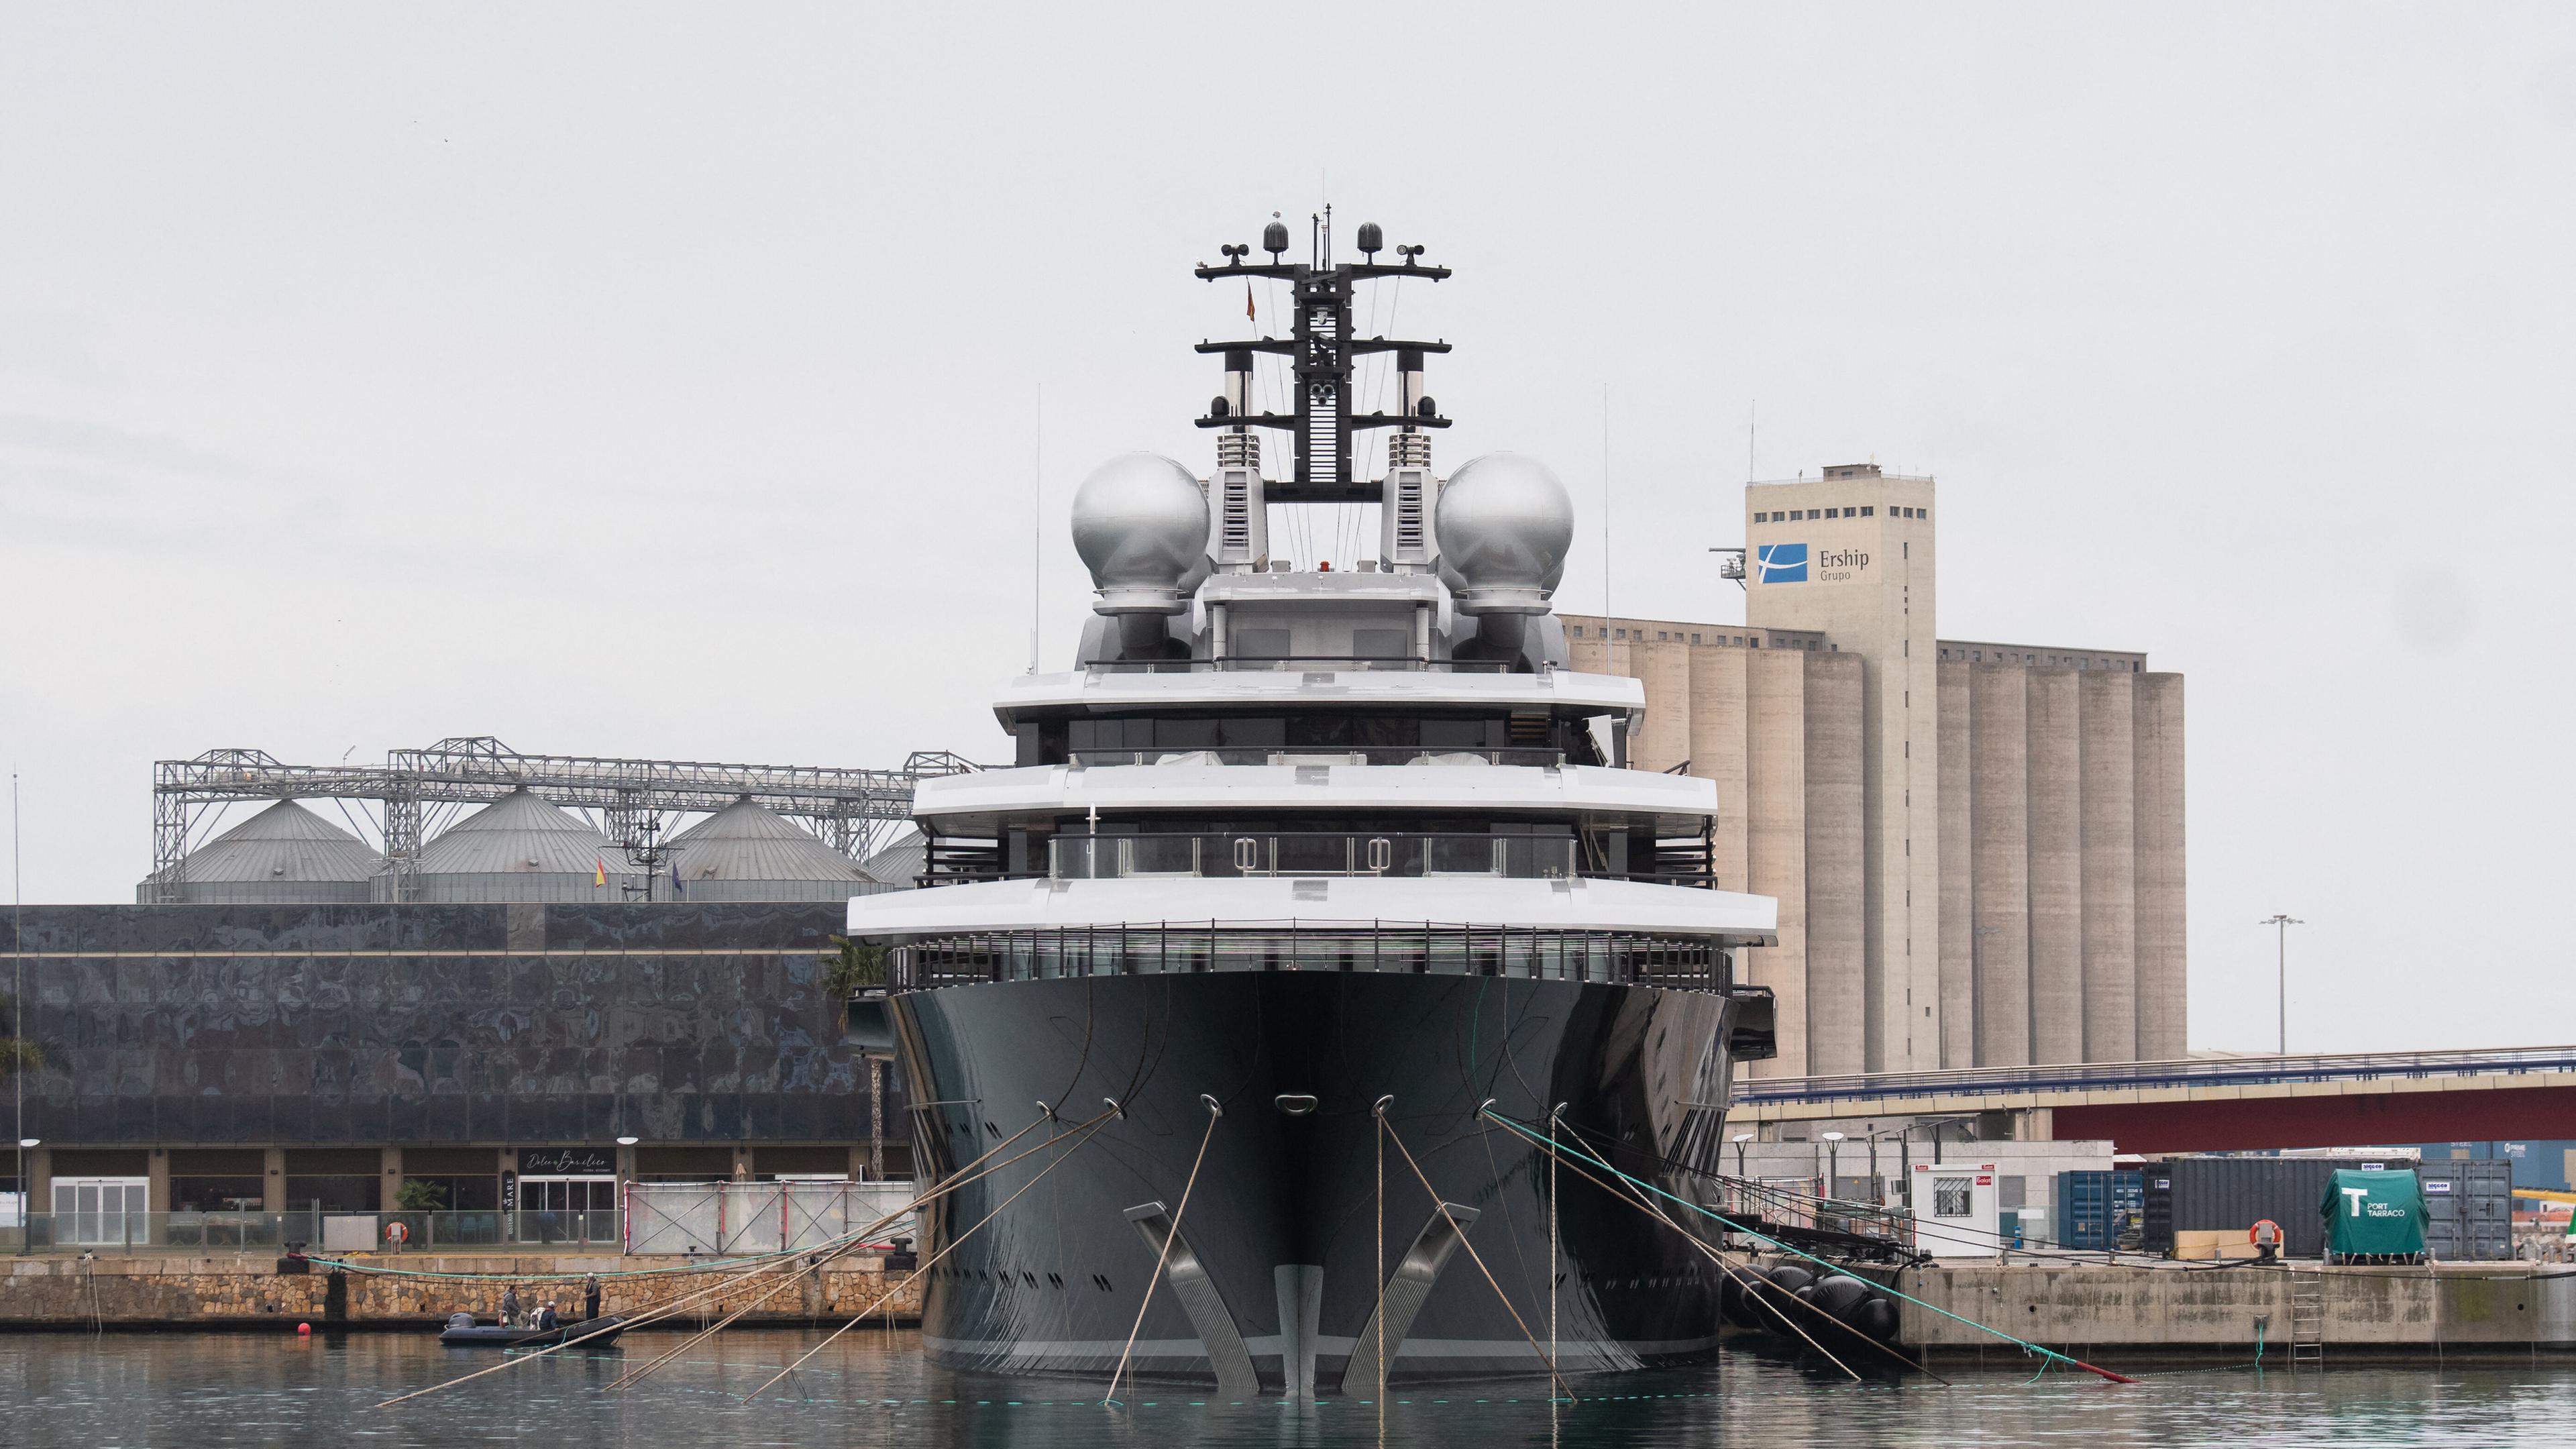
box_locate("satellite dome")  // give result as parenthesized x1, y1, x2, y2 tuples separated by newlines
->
(1434, 452, 1573, 614)
(1071, 453, 1209, 615)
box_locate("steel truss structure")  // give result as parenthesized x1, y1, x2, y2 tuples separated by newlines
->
(148, 736, 977, 903)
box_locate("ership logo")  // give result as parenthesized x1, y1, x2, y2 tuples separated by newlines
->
(1754, 541, 1808, 584)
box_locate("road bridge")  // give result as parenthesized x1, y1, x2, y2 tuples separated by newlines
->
(1731, 1046, 2576, 1154)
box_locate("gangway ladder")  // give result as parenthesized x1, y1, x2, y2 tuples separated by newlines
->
(2288, 1265, 2326, 1368)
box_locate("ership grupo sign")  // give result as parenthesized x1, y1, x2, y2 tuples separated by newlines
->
(1754, 529, 1873, 587)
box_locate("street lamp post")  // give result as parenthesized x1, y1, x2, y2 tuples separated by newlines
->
(1820, 1131, 1845, 1201)
(2260, 914, 2304, 1056)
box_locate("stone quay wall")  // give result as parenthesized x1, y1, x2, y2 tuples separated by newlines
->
(0, 1252, 923, 1327)
(1892, 1261, 2576, 1358)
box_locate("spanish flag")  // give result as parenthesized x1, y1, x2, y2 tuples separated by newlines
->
(1246, 281, 1256, 325)
(594, 857, 607, 887)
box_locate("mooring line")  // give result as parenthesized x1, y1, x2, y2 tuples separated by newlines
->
(376, 1110, 1063, 1409)
(1528, 1124, 1873, 1382)
(1528, 1124, 1888, 1380)
(604, 1254, 843, 1392)
(1103, 1093, 1223, 1407)
(1481, 1108, 2141, 1386)
(606, 1112, 1059, 1391)
(1376, 1100, 1570, 1401)
(739, 1105, 1121, 1405)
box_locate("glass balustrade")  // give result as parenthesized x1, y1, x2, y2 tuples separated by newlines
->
(1065, 747, 1566, 768)
(1048, 832, 1577, 881)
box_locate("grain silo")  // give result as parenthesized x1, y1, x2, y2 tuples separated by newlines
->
(667, 796, 887, 902)
(406, 787, 643, 902)
(860, 830, 926, 889)
(1558, 463, 2188, 1072)
(136, 798, 382, 904)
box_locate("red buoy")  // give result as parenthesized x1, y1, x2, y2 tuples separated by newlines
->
(297, 1322, 312, 1335)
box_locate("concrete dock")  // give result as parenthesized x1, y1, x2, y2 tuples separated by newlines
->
(1894, 1260, 2576, 1361)
(0, 1252, 922, 1328)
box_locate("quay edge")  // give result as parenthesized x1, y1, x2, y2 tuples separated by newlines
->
(1885, 1260, 2576, 1362)
(0, 1252, 922, 1329)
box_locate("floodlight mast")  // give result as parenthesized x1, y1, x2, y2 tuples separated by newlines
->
(1193, 214, 1454, 502)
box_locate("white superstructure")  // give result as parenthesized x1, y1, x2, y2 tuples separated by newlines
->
(847, 218, 1774, 961)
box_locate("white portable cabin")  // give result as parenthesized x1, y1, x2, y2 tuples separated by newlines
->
(1908, 1161, 2002, 1258)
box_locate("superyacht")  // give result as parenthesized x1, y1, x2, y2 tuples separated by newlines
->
(846, 215, 1780, 1394)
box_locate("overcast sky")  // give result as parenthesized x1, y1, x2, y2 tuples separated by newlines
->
(4, 5, 2572, 1056)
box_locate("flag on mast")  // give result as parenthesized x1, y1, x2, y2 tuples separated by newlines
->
(593, 858, 607, 887)
(1245, 282, 1256, 325)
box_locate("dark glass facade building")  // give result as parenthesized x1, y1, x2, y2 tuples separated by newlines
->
(1, 902, 903, 1217)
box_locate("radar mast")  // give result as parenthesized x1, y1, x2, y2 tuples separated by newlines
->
(1194, 211, 1453, 502)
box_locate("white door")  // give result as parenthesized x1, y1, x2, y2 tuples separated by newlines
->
(517, 1177, 617, 1242)
(52, 1177, 149, 1246)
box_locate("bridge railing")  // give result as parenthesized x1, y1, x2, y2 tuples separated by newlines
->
(1737, 1043, 2576, 1104)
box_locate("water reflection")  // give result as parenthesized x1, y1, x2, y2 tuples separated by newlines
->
(0, 1328, 2568, 1448)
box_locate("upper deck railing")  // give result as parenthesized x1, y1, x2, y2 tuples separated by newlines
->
(1079, 656, 1522, 674)
(1065, 747, 1568, 769)
(1049, 831, 1577, 882)
(892, 921, 1741, 994)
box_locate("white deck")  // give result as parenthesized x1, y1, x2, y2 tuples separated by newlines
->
(991, 667, 1646, 727)
(911, 761, 1717, 830)
(845, 873, 1778, 943)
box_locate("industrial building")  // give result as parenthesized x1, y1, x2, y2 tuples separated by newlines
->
(1566, 463, 2186, 1077)
(5, 740, 967, 1234)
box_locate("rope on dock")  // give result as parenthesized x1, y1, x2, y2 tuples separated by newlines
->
(305, 1245, 849, 1283)
(737, 1104, 1122, 1406)
(1377, 1099, 1570, 1402)
(1480, 1108, 2142, 1387)
(1104, 1094, 1222, 1407)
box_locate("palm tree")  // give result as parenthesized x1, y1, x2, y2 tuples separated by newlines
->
(818, 935, 888, 1030)
(819, 935, 893, 1180)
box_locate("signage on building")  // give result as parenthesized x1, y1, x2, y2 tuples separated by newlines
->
(1752, 524, 1874, 587)
(1754, 542, 1808, 584)
(519, 1146, 615, 1177)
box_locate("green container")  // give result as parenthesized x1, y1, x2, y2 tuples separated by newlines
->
(2319, 1168, 2426, 1258)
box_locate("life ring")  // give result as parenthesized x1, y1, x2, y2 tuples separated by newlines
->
(2249, 1218, 2282, 1245)
(384, 1220, 411, 1248)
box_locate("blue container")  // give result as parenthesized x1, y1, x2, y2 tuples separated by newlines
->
(2058, 1169, 2144, 1250)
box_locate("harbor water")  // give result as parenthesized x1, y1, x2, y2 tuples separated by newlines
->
(1, 1330, 2571, 1447)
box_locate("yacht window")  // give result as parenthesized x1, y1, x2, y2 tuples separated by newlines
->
(1418, 718, 1490, 749)
(1220, 717, 1285, 748)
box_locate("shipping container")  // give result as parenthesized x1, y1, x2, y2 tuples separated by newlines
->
(2139, 1156, 2419, 1260)
(2418, 1159, 2515, 1260)
(2057, 1169, 2144, 1250)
